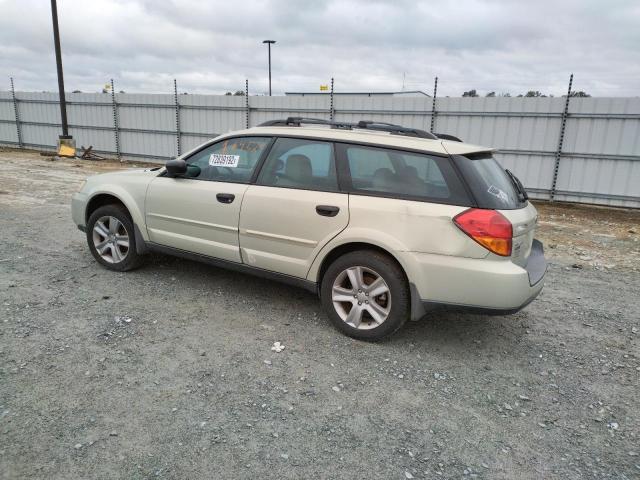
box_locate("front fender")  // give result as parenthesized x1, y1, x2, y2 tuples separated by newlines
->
(83, 184, 149, 241)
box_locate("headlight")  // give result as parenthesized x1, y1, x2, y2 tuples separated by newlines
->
(77, 180, 87, 192)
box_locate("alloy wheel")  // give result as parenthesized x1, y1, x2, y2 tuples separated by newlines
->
(331, 266, 391, 330)
(92, 216, 129, 264)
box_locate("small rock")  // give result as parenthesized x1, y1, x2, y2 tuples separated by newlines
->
(538, 422, 546, 428)
(405, 472, 414, 479)
(109, 431, 118, 436)
(271, 342, 285, 353)
(504, 403, 513, 411)
(332, 386, 341, 392)
(518, 394, 531, 401)
(608, 422, 619, 430)
(629, 451, 638, 457)
(263, 360, 272, 365)
(280, 453, 289, 460)
(74, 443, 83, 449)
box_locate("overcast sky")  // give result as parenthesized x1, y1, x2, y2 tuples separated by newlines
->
(1, 0, 638, 97)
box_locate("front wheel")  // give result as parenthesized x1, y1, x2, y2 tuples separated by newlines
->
(86, 205, 144, 271)
(320, 250, 409, 341)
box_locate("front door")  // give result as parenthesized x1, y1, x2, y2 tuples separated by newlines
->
(239, 137, 349, 278)
(145, 136, 272, 262)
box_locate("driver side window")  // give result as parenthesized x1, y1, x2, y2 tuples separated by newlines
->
(184, 136, 272, 183)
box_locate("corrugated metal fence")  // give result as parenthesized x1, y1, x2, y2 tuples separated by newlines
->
(1, 89, 639, 208)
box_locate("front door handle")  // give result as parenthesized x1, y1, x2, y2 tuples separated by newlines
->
(216, 193, 235, 204)
(316, 205, 340, 217)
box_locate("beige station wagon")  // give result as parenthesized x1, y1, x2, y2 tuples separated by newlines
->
(72, 118, 546, 340)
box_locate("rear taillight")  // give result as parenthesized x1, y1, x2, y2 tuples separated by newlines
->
(453, 208, 512, 256)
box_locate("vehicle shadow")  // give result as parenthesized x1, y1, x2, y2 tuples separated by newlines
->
(141, 252, 531, 350)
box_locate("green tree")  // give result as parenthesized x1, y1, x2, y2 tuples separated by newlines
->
(462, 89, 478, 97)
(485, 91, 496, 97)
(569, 91, 591, 97)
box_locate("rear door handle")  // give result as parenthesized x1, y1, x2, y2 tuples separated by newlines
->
(316, 205, 340, 217)
(216, 193, 235, 204)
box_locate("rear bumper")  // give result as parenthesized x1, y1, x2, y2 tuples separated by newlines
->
(404, 239, 547, 320)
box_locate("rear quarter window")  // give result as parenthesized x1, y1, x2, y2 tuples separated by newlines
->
(339, 143, 471, 206)
(452, 153, 526, 210)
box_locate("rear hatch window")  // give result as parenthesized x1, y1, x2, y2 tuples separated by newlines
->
(453, 152, 527, 210)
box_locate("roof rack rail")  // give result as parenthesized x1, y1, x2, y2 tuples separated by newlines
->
(355, 120, 437, 139)
(257, 117, 439, 139)
(433, 132, 463, 142)
(259, 117, 354, 129)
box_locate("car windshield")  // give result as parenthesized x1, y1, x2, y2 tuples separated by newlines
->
(454, 153, 527, 209)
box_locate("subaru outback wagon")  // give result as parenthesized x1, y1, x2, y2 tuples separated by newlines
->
(72, 118, 546, 340)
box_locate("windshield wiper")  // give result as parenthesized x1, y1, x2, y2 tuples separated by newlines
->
(505, 169, 529, 202)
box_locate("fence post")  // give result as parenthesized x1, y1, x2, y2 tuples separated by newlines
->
(245, 79, 249, 128)
(10, 77, 23, 148)
(329, 77, 335, 121)
(430, 76, 438, 133)
(110, 79, 121, 160)
(550, 73, 573, 201)
(173, 79, 181, 156)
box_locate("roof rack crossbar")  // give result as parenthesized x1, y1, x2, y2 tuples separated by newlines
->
(256, 117, 440, 140)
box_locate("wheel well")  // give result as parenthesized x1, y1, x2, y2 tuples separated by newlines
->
(85, 194, 128, 223)
(316, 242, 408, 286)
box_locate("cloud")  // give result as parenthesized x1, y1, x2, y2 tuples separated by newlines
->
(0, 0, 638, 96)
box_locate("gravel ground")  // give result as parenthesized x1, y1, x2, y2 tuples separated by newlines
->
(1, 149, 639, 480)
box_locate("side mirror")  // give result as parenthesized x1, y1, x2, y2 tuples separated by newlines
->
(165, 158, 187, 177)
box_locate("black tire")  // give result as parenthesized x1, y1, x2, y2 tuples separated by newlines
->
(86, 204, 144, 272)
(320, 250, 409, 341)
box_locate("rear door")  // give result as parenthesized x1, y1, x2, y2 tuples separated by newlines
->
(238, 137, 349, 278)
(145, 136, 272, 261)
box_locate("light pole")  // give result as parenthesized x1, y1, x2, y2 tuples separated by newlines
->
(50, 0, 74, 155)
(262, 40, 276, 96)
(51, 0, 69, 138)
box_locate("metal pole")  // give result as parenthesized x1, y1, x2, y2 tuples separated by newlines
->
(10, 77, 23, 148)
(430, 76, 438, 133)
(174, 79, 181, 156)
(110, 79, 121, 160)
(329, 77, 335, 121)
(268, 44, 272, 96)
(50, 0, 70, 139)
(263, 40, 275, 96)
(550, 73, 573, 201)
(245, 79, 249, 128)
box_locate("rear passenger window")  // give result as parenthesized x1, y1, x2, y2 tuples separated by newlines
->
(257, 138, 338, 191)
(342, 144, 471, 205)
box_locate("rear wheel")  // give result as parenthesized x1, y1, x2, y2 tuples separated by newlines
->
(320, 250, 409, 341)
(86, 205, 144, 271)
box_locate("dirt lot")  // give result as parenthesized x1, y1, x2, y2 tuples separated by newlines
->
(1, 149, 639, 480)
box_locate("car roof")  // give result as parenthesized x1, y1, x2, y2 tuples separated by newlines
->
(215, 126, 493, 156)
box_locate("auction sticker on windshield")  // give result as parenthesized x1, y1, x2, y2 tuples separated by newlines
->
(209, 154, 239, 167)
